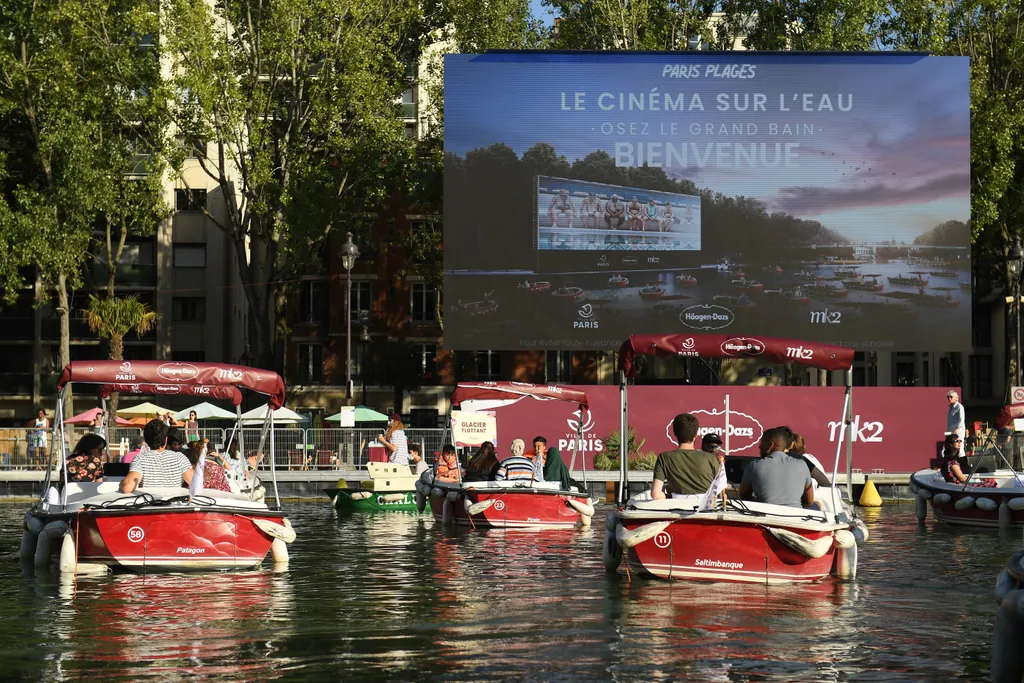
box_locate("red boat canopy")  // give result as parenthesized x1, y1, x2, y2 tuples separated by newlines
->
(618, 334, 855, 377)
(451, 382, 589, 408)
(58, 361, 285, 408)
(100, 383, 244, 406)
(996, 404, 1024, 431)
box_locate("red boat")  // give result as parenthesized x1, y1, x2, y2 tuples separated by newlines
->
(551, 286, 585, 301)
(639, 285, 666, 300)
(675, 273, 699, 286)
(518, 280, 551, 293)
(22, 361, 296, 574)
(416, 382, 596, 529)
(608, 274, 630, 287)
(602, 334, 867, 584)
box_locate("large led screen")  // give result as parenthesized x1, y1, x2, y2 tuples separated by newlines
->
(444, 53, 971, 351)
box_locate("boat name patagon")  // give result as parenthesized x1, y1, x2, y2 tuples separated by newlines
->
(695, 558, 744, 570)
(176, 547, 206, 555)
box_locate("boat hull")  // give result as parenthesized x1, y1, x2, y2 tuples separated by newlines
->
(327, 488, 420, 512)
(912, 470, 1024, 528)
(623, 517, 837, 584)
(73, 508, 283, 571)
(428, 488, 589, 529)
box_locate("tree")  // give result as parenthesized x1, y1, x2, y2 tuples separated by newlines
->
(545, 0, 718, 50)
(376, 341, 424, 416)
(162, 0, 424, 372)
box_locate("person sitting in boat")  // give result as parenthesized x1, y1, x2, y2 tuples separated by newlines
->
(120, 419, 195, 493)
(495, 439, 539, 482)
(465, 441, 499, 481)
(409, 443, 429, 476)
(787, 433, 832, 489)
(185, 441, 232, 493)
(525, 436, 550, 482)
(542, 444, 574, 491)
(739, 426, 815, 508)
(378, 414, 410, 466)
(940, 434, 997, 487)
(59, 433, 106, 488)
(651, 414, 720, 499)
(121, 436, 144, 464)
(434, 443, 463, 482)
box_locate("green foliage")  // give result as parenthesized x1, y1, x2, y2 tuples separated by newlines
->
(603, 426, 647, 459)
(83, 294, 158, 360)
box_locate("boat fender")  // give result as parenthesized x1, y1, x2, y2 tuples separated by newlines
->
(1009, 498, 1024, 512)
(933, 493, 952, 505)
(1001, 499, 1013, 531)
(605, 511, 618, 533)
(467, 499, 494, 516)
(915, 496, 928, 523)
(833, 529, 856, 549)
(916, 487, 932, 500)
(415, 489, 426, 513)
(442, 499, 455, 526)
(616, 520, 671, 549)
(909, 479, 920, 494)
(852, 520, 869, 544)
(954, 496, 976, 510)
(602, 528, 622, 572)
(430, 487, 444, 499)
(445, 490, 461, 504)
(992, 589, 1024, 683)
(253, 518, 297, 544)
(997, 569, 1020, 604)
(34, 520, 68, 568)
(766, 527, 834, 559)
(977, 497, 998, 512)
(831, 544, 858, 581)
(270, 538, 289, 565)
(567, 498, 595, 518)
(382, 493, 406, 503)
(354, 491, 374, 501)
(59, 533, 76, 574)
(420, 470, 434, 486)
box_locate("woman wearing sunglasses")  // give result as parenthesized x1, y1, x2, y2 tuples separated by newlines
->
(940, 433, 996, 487)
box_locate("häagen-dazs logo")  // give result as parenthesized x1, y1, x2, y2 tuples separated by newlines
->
(561, 408, 604, 454)
(154, 384, 182, 394)
(115, 361, 136, 381)
(720, 337, 765, 357)
(157, 363, 200, 382)
(574, 303, 597, 329)
(680, 304, 734, 331)
(666, 407, 764, 453)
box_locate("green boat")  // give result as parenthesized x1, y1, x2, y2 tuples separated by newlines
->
(326, 462, 423, 513)
(326, 488, 420, 512)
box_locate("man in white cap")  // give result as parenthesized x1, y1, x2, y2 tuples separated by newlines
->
(947, 390, 965, 457)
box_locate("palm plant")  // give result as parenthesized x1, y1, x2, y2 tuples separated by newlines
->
(83, 295, 159, 431)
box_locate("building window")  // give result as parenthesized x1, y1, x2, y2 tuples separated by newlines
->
(476, 351, 501, 380)
(411, 283, 438, 323)
(973, 304, 992, 348)
(353, 341, 372, 379)
(174, 189, 207, 212)
(296, 343, 324, 384)
(172, 297, 206, 322)
(352, 281, 372, 324)
(174, 244, 206, 268)
(298, 281, 327, 324)
(545, 351, 572, 383)
(411, 343, 438, 381)
(893, 352, 917, 387)
(172, 351, 205, 362)
(969, 354, 993, 399)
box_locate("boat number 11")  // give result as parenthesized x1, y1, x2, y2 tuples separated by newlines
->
(654, 532, 672, 549)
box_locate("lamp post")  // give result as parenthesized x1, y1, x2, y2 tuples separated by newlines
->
(340, 232, 361, 401)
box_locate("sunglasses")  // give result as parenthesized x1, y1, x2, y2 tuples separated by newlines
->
(952, 438, 962, 443)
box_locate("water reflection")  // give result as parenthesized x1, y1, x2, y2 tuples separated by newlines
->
(0, 504, 1016, 681)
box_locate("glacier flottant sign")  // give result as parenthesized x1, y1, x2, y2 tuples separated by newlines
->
(443, 52, 971, 352)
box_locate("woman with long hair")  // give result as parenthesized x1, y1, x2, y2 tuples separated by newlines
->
(60, 434, 106, 488)
(185, 410, 200, 444)
(466, 441, 499, 481)
(377, 413, 409, 465)
(940, 433, 996, 487)
(185, 441, 233, 492)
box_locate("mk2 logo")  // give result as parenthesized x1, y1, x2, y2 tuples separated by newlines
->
(574, 303, 598, 329)
(785, 345, 814, 360)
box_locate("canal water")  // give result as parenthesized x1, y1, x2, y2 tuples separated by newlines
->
(0, 503, 1015, 682)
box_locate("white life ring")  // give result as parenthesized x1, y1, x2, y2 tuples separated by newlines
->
(954, 496, 975, 510)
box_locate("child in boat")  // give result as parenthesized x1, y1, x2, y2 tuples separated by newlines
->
(435, 444, 462, 482)
(940, 434, 996, 487)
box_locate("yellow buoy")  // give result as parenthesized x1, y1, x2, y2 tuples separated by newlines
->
(859, 478, 882, 507)
(335, 479, 348, 490)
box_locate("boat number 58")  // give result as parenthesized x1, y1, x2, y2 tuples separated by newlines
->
(654, 532, 671, 549)
(127, 526, 145, 543)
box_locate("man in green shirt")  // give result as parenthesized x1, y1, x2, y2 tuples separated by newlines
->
(651, 413, 720, 499)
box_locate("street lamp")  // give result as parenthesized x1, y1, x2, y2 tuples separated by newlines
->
(340, 232, 360, 401)
(1007, 240, 1024, 389)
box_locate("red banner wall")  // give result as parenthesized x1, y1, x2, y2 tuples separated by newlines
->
(484, 385, 953, 474)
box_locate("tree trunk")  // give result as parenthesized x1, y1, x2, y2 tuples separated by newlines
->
(1007, 265, 1020, 404)
(108, 334, 123, 435)
(57, 273, 73, 421)
(818, 368, 828, 386)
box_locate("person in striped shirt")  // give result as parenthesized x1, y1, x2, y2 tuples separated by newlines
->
(120, 419, 195, 493)
(495, 439, 541, 482)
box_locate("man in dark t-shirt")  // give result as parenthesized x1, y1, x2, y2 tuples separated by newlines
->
(651, 413, 720, 499)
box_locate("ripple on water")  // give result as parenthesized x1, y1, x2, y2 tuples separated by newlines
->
(0, 502, 1015, 681)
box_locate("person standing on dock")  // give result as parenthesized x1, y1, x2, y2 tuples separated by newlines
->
(947, 390, 966, 457)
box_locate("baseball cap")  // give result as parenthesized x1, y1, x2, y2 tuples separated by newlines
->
(702, 433, 723, 448)
(389, 413, 402, 421)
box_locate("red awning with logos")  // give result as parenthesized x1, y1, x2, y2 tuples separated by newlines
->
(618, 334, 855, 377)
(58, 361, 285, 408)
(100, 383, 244, 406)
(451, 382, 589, 408)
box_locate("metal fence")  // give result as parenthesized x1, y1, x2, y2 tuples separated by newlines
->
(0, 427, 452, 471)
